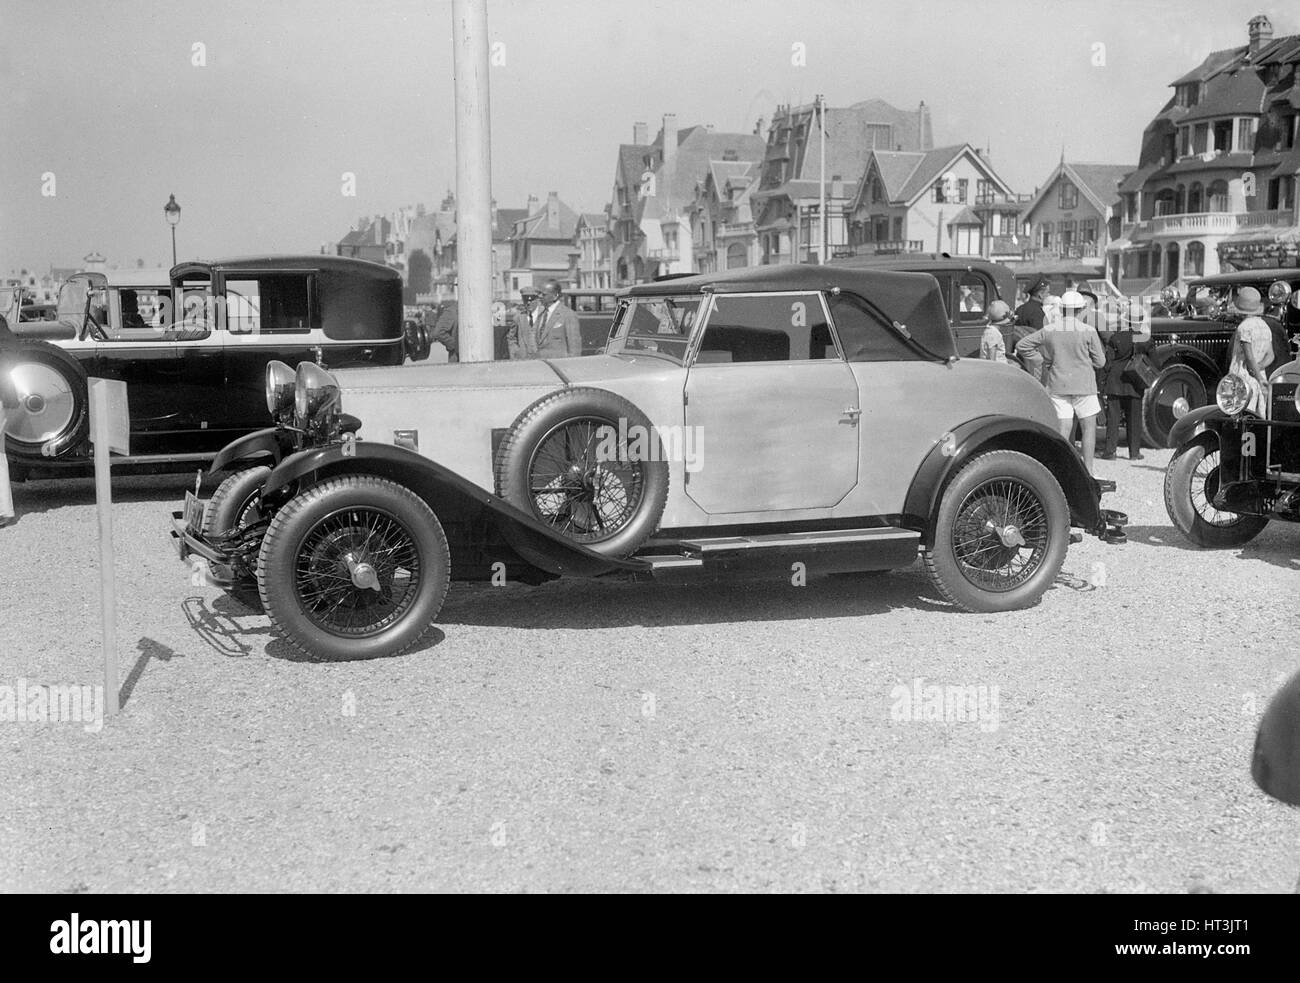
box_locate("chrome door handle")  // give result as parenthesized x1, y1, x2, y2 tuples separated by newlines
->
(841, 406, 862, 425)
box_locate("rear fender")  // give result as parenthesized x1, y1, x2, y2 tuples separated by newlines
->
(261, 441, 643, 577)
(903, 415, 1101, 546)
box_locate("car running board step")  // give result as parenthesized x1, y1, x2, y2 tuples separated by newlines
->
(678, 527, 920, 555)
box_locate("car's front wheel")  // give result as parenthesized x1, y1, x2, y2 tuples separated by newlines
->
(1163, 440, 1267, 548)
(203, 465, 271, 540)
(256, 475, 451, 659)
(922, 450, 1070, 612)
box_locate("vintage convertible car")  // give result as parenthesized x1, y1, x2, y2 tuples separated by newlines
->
(173, 265, 1127, 659)
(1164, 349, 1300, 548)
(2, 256, 410, 480)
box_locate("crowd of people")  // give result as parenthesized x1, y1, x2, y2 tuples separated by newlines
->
(979, 275, 1287, 476)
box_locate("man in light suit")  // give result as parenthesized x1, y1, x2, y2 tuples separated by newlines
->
(533, 280, 583, 358)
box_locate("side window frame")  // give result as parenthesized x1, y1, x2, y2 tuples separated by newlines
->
(686, 290, 843, 366)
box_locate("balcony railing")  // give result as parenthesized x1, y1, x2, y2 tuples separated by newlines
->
(839, 240, 926, 256)
(721, 222, 755, 235)
(647, 248, 679, 262)
(974, 192, 1034, 207)
(1144, 209, 1293, 236)
(1024, 244, 1103, 261)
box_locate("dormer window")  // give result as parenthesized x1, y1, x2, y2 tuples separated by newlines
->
(1175, 83, 1201, 108)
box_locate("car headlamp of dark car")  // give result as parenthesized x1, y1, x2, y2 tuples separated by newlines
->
(1215, 374, 1250, 416)
(294, 361, 341, 425)
(265, 360, 296, 419)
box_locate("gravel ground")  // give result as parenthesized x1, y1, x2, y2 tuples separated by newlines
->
(2, 448, 1298, 893)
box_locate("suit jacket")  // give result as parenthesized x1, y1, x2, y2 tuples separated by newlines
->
(515, 308, 539, 358)
(534, 301, 582, 358)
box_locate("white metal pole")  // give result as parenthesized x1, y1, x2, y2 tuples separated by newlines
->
(818, 95, 827, 264)
(91, 383, 118, 717)
(451, 0, 494, 362)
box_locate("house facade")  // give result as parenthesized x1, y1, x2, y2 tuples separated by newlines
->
(845, 144, 1016, 257)
(1017, 161, 1133, 279)
(1110, 14, 1300, 294)
(688, 160, 760, 273)
(609, 116, 767, 285)
(571, 210, 612, 290)
(753, 98, 934, 265)
(505, 191, 580, 295)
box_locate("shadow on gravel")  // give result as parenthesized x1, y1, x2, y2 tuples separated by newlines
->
(1123, 523, 1299, 566)
(11, 474, 209, 516)
(119, 637, 183, 708)
(433, 564, 1100, 629)
(181, 592, 447, 662)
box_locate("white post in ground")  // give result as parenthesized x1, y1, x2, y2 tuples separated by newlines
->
(451, 0, 494, 363)
(89, 378, 129, 717)
(818, 94, 827, 264)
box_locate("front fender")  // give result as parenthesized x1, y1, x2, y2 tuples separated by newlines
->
(903, 415, 1101, 545)
(209, 427, 290, 474)
(1167, 404, 1230, 449)
(262, 441, 643, 578)
(1150, 343, 1220, 380)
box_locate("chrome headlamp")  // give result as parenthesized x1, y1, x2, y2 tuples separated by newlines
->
(1268, 280, 1291, 305)
(294, 361, 341, 425)
(1160, 285, 1181, 308)
(1216, 374, 1250, 416)
(265, 360, 296, 418)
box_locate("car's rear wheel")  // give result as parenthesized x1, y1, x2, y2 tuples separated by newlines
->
(257, 476, 450, 660)
(1163, 440, 1267, 548)
(494, 387, 669, 558)
(2, 341, 88, 460)
(922, 450, 1069, 612)
(1142, 363, 1206, 448)
(203, 466, 271, 540)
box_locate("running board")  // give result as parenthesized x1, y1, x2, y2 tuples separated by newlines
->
(678, 527, 920, 555)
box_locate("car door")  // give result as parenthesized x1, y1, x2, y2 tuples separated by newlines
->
(90, 284, 191, 452)
(219, 269, 317, 433)
(683, 290, 859, 514)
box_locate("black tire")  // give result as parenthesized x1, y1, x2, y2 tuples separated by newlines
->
(414, 321, 433, 361)
(1163, 440, 1268, 548)
(2, 341, 88, 460)
(1142, 363, 1206, 449)
(402, 320, 420, 362)
(494, 387, 669, 558)
(922, 450, 1070, 613)
(203, 465, 271, 539)
(256, 476, 451, 660)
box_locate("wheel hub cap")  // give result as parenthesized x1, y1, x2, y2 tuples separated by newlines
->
(5, 363, 75, 444)
(988, 521, 1026, 548)
(343, 552, 382, 592)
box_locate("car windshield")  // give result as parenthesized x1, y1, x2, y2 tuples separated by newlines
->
(607, 296, 702, 362)
(56, 278, 93, 321)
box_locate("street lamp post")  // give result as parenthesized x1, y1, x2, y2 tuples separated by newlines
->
(164, 194, 181, 267)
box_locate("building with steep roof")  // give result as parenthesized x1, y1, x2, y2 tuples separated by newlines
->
(753, 98, 933, 265)
(844, 143, 1016, 258)
(571, 210, 612, 290)
(505, 191, 581, 293)
(688, 159, 761, 272)
(1109, 13, 1300, 293)
(609, 116, 767, 284)
(1017, 161, 1134, 277)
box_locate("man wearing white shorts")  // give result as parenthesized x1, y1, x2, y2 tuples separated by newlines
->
(1015, 290, 1107, 475)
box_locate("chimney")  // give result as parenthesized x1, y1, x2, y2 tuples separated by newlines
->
(546, 191, 560, 231)
(831, 174, 843, 199)
(633, 121, 649, 145)
(918, 101, 933, 151)
(754, 116, 765, 136)
(527, 194, 539, 215)
(663, 114, 678, 164)
(1249, 13, 1273, 53)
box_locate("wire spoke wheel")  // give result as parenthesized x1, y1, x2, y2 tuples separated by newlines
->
(292, 506, 422, 637)
(1188, 449, 1244, 527)
(950, 477, 1050, 592)
(526, 416, 645, 543)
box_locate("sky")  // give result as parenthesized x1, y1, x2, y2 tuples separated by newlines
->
(1, 0, 1296, 274)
